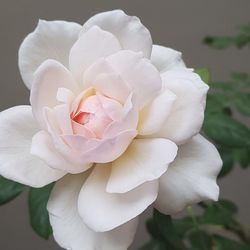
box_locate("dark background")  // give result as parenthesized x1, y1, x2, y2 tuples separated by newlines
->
(0, 0, 249, 249)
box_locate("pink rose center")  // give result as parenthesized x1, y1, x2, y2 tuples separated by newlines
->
(71, 94, 123, 139)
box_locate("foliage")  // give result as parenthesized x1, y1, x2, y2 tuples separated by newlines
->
(0, 176, 24, 205)
(204, 24, 250, 49)
(202, 71, 250, 177)
(28, 183, 54, 239)
(140, 202, 250, 250)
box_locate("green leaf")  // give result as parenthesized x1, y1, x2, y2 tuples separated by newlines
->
(195, 68, 210, 84)
(234, 34, 250, 48)
(210, 81, 234, 91)
(218, 148, 234, 178)
(139, 240, 156, 250)
(189, 230, 212, 250)
(239, 24, 250, 35)
(231, 72, 249, 82)
(139, 240, 165, 250)
(173, 217, 194, 236)
(28, 183, 54, 239)
(153, 209, 184, 249)
(219, 200, 238, 214)
(234, 148, 250, 169)
(234, 93, 250, 116)
(205, 94, 230, 115)
(146, 219, 162, 240)
(200, 200, 238, 226)
(204, 24, 250, 50)
(213, 235, 250, 250)
(203, 36, 233, 49)
(0, 176, 24, 205)
(203, 114, 250, 148)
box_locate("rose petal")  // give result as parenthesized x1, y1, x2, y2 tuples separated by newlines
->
(56, 88, 75, 104)
(151, 45, 186, 73)
(107, 138, 177, 193)
(71, 120, 96, 138)
(71, 88, 95, 116)
(43, 107, 86, 166)
(95, 73, 131, 104)
(103, 94, 138, 138)
(82, 9, 152, 58)
(30, 59, 79, 129)
(78, 164, 158, 232)
(69, 26, 121, 83)
(138, 89, 176, 135)
(19, 20, 81, 89)
(82, 58, 115, 87)
(96, 93, 123, 121)
(47, 173, 138, 250)
(154, 69, 209, 144)
(45, 100, 136, 166)
(83, 59, 131, 103)
(31, 131, 92, 174)
(0, 106, 65, 187)
(106, 50, 162, 109)
(62, 129, 137, 164)
(44, 107, 96, 167)
(52, 104, 73, 135)
(155, 134, 222, 214)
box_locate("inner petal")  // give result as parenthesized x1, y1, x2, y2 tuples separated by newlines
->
(71, 94, 123, 139)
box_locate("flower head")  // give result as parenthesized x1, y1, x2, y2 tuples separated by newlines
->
(0, 10, 222, 250)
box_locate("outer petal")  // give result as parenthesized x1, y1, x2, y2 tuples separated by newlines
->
(78, 164, 158, 232)
(0, 106, 65, 187)
(31, 131, 92, 174)
(30, 59, 79, 129)
(82, 10, 152, 58)
(69, 26, 121, 83)
(107, 139, 177, 193)
(154, 69, 209, 144)
(106, 50, 162, 109)
(48, 173, 138, 250)
(155, 134, 222, 215)
(138, 89, 176, 135)
(19, 20, 82, 89)
(151, 45, 186, 73)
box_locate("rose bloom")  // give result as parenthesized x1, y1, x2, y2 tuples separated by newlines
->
(0, 10, 222, 250)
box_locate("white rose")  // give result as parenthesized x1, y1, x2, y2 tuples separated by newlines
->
(0, 10, 222, 250)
